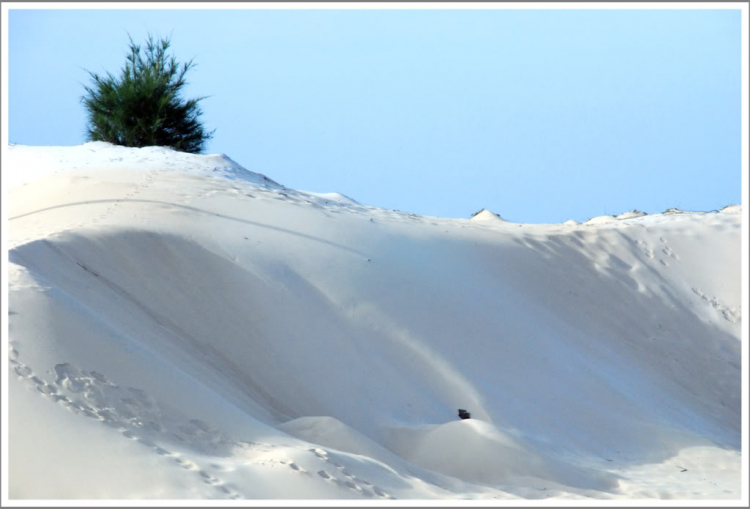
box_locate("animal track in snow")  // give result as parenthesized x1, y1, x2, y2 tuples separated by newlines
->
(14, 364, 32, 377)
(637, 237, 680, 266)
(9, 351, 245, 499)
(661, 246, 679, 260)
(288, 462, 304, 472)
(11, 358, 68, 402)
(199, 470, 222, 485)
(656, 236, 680, 264)
(9, 342, 20, 360)
(310, 447, 328, 459)
(307, 448, 395, 499)
(373, 485, 391, 498)
(11, 350, 394, 499)
(154, 446, 176, 457)
(175, 458, 199, 470)
(635, 240, 655, 259)
(691, 288, 740, 323)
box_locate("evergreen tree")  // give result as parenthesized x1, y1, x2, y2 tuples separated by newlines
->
(82, 34, 213, 153)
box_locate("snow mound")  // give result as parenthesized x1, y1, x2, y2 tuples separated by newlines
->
(583, 215, 618, 225)
(562, 219, 580, 226)
(202, 153, 281, 187)
(278, 416, 406, 468)
(470, 209, 507, 223)
(720, 204, 741, 214)
(301, 191, 361, 205)
(663, 208, 687, 215)
(617, 210, 647, 220)
(381, 420, 617, 491)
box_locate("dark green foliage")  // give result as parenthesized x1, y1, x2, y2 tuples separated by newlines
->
(82, 34, 213, 153)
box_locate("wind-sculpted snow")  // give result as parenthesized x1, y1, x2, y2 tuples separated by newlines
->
(6, 144, 743, 500)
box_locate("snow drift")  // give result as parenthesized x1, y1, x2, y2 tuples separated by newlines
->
(5, 143, 743, 500)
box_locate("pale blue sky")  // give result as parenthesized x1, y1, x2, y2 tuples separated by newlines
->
(8, 8, 742, 223)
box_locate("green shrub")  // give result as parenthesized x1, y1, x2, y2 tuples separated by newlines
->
(82, 34, 214, 153)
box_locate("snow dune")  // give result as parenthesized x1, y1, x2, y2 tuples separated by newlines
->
(5, 143, 743, 500)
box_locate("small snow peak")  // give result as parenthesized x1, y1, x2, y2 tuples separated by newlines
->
(584, 215, 618, 225)
(720, 204, 741, 214)
(470, 209, 507, 223)
(617, 210, 647, 220)
(663, 208, 686, 215)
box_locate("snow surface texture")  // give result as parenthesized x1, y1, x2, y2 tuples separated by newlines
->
(6, 143, 742, 501)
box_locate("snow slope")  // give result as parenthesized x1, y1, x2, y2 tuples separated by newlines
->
(4, 143, 744, 501)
